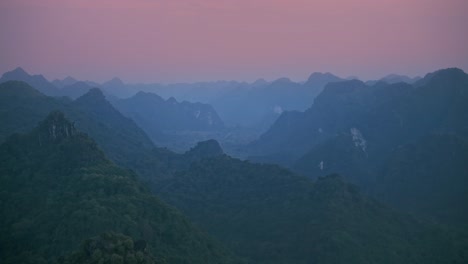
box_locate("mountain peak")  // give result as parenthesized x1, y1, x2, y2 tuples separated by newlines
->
(62, 76, 78, 86)
(252, 78, 268, 86)
(416, 67, 467, 87)
(79, 87, 105, 99)
(37, 111, 76, 143)
(167, 97, 178, 104)
(185, 139, 224, 159)
(11, 67, 28, 75)
(105, 77, 124, 86)
(307, 72, 335, 80)
(305, 72, 343, 87)
(133, 91, 165, 103)
(427, 67, 465, 79)
(2, 67, 29, 79)
(272, 77, 292, 85)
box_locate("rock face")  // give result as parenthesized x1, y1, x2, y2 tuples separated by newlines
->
(37, 111, 76, 143)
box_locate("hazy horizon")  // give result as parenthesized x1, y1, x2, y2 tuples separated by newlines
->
(1, 0, 467, 83)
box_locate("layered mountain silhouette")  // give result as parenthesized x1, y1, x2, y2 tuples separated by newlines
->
(365, 74, 421, 86)
(58, 81, 94, 99)
(2, 67, 468, 263)
(52, 76, 78, 88)
(0, 67, 59, 96)
(0, 81, 161, 182)
(251, 68, 468, 159)
(208, 73, 345, 128)
(250, 68, 468, 224)
(111, 91, 224, 144)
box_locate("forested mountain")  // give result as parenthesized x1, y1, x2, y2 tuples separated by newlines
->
(1, 68, 468, 263)
(155, 155, 468, 264)
(0, 81, 176, 187)
(60, 232, 159, 264)
(0, 81, 65, 143)
(0, 81, 156, 173)
(0, 111, 240, 264)
(250, 68, 468, 224)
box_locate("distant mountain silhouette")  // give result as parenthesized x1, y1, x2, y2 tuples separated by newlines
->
(52, 76, 78, 88)
(366, 74, 421, 86)
(101, 77, 135, 98)
(57, 81, 94, 99)
(208, 73, 345, 129)
(0, 67, 59, 96)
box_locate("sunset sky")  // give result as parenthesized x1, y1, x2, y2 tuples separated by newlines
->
(1, 0, 467, 83)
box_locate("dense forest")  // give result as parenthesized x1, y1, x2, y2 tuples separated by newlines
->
(1, 67, 468, 263)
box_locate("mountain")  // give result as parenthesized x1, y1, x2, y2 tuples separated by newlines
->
(52, 76, 78, 88)
(57, 81, 94, 99)
(0, 111, 240, 264)
(294, 130, 374, 189)
(249, 79, 370, 160)
(0, 81, 166, 184)
(155, 153, 468, 264)
(112, 91, 224, 141)
(110, 91, 225, 152)
(366, 74, 421, 86)
(101, 77, 136, 98)
(60, 232, 159, 264)
(251, 68, 468, 163)
(70, 88, 158, 172)
(0, 81, 64, 142)
(303, 72, 344, 96)
(252, 68, 468, 224)
(130, 73, 344, 130)
(0, 67, 59, 96)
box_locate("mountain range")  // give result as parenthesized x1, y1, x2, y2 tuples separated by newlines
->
(250, 67, 468, 225)
(1, 67, 467, 263)
(0, 111, 240, 264)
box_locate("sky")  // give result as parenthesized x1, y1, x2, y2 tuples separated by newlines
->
(0, 0, 467, 83)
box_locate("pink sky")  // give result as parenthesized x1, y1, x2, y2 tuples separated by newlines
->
(0, 0, 467, 83)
